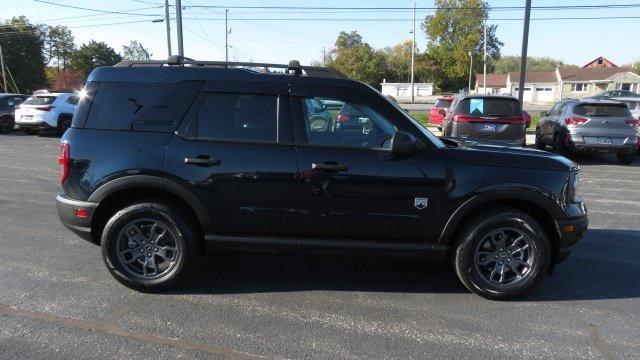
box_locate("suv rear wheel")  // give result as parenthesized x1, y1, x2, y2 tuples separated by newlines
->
(57, 115, 72, 136)
(0, 116, 14, 133)
(101, 201, 198, 291)
(453, 207, 550, 300)
(534, 128, 545, 150)
(617, 151, 636, 165)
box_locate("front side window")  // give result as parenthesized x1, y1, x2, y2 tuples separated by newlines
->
(192, 93, 277, 142)
(301, 97, 397, 149)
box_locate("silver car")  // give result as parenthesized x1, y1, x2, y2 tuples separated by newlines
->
(610, 97, 640, 119)
(535, 99, 639, 164)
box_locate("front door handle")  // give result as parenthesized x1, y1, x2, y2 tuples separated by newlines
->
(312, 162, 348, 172)
(184, 156, 221, 166)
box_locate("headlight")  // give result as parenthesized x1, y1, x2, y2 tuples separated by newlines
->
(566, 171, 581, 203)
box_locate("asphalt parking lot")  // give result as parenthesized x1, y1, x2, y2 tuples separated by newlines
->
(0, 132, 639, 359)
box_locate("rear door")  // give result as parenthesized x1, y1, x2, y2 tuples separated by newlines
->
(290, 83, 446, 243)
(164, 81, 300, 237)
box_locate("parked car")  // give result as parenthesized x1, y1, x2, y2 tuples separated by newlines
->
(0, 93, 28, 133)
(534, 99, 639, 164)
(591, 90, 640, 99)
(442, 94, 527, 147)
(429, 96, 454, 130)
(15, 92, 79, 135)
(611, 97, 640, 119)
(56, 57, 587, 300)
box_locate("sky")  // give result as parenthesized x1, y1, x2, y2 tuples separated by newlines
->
(2, 0, 639, 68)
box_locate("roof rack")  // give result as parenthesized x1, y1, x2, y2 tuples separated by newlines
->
(114, 56, 349, 80)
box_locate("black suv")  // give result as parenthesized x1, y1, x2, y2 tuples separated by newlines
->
(56, 57, 588, 300)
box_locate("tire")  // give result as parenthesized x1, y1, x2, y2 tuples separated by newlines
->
(617, 151, 636, 165)
(453, 207, 551, 300)
(57, 116, 72, 136)
(101, 201, 198, 292)
(0, 116, 14, 133)
(534, 128, 545, 150)
(23, 128, 39, 135)
(553, 132, 566, 154)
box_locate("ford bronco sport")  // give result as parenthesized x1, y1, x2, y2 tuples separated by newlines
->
(56, 57, 588, 300)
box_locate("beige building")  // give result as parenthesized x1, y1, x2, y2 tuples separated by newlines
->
(474, 56, 640, 103)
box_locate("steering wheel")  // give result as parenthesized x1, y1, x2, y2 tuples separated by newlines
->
(308, 115, 330, 132)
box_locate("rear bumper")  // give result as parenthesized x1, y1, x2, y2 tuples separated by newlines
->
(55, 195, 98, 243)
(17, 122, 56, 131)
(568, 134, 638, 152)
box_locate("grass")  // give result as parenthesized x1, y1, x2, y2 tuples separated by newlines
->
(407, 111, 541, 131)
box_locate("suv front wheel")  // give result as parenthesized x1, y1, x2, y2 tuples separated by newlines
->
(453, 207, 550, 300)
(101, 201, 198, 291)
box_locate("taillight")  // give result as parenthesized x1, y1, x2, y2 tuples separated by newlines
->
(58, 143, 70, 185)
(336, 114, 351, 123)
(624, 119, 640, 127)
(565, 117, 589, 125)
(35, 105, 55, 111)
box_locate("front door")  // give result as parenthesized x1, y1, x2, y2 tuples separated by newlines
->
(164, 82, 299, 237)
(290, 84, 445, 243)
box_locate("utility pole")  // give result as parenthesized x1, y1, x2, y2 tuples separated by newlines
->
(322, 47, 326, 66)
(410, 0, 416, 103)
(517, 0, 532, 105)
(0, 46, 6, 93)
(164, 0, 172, 56)
(175, 0, 184, 57)
(468, 51, 473, 92)
(225, 9, 229, 62)
(138, 43, 150, 60)
(483, 20, 487, 94)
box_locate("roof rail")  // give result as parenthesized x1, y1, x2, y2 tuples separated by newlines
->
(114, 56, 349, 80)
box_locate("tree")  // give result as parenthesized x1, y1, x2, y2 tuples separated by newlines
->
(493, 56, 570, 73)
(70, 41, 122, 78)
(0, 16, 48, 93)
(122, 40, 151, 61)
(422, 0, 503, 90)
(45, 25, 75, 71)
(381, 41, 412, 83)
(50, 70, 84, 91)
(326, 31, 386, 87)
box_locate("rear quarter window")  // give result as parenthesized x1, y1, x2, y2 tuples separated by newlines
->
(456, 98, 520, 116)
(574, 104, 630, 117)
(83, 81, 202, 132)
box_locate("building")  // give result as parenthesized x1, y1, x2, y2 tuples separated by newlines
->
(380, 81, 434, 101)
(474, 56, 640, 103)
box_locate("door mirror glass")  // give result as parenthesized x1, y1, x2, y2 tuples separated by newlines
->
(390, 131, 419, 155)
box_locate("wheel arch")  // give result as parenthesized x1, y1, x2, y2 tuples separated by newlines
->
(88, 175, 211, 249)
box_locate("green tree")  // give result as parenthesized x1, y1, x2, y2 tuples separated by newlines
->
(326, 31, 386, 87)
(422, 0, 502, 90)
(122, 40, 151, 61)
(70, 41, 122, 78)
(46, 25, 75, 71)
(0, 16, 47, 93)
(493, 55, 570, 73)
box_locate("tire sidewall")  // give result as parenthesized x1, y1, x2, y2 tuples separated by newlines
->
(101, 202, 195, 291)
(455, 210, 551, 300)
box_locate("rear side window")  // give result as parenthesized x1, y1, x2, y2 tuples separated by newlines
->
(84, 81, 201, 132)
(434, 99, 451, 108)
(574, 104, 630, 117)
(189, 93, 278, 142)
(456, 98, 520, 117)
(24, 96, 56, 105)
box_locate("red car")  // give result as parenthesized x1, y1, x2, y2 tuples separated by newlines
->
(429, 96, 454, 129)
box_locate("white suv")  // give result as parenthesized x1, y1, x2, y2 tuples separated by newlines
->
(15, 93, 78, 135)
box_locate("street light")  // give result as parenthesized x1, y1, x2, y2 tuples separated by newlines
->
(468, 50, 473, 93)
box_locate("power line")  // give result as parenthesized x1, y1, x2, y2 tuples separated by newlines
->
(180, 16, 640, 22)
(30, 0, 163, 17)
(182, 3, 640, 10)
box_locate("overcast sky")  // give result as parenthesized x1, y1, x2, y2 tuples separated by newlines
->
(4, 0, 639, 67)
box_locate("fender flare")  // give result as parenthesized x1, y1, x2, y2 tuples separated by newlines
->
(88, 175, 212, 231)
(437, 185, 564, 245)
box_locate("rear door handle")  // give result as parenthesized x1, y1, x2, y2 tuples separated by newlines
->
(184, 156, 221, 166)
(312, 162, 348, 172)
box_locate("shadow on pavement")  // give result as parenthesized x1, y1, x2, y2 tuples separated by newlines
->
(168, 229, 640, 301)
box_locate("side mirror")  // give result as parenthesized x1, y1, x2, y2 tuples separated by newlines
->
(540, 111, 548, 117)
(438, 109, 446, 116)
(390, 131, 419, 156)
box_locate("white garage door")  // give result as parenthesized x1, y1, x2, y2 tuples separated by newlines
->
(515, 88, 533, 102)
(536, 87, 554, 102)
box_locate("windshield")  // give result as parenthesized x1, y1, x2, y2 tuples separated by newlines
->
(456, 97, 520, 117)
(575, 103, 630, 117)
(24, 96, 56, 105)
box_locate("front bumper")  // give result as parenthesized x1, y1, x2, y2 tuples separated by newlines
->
(554, 211, 589, 263)
(55, 195, 98, 243)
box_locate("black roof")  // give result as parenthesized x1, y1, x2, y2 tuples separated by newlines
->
(87, 57, 374, 93)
